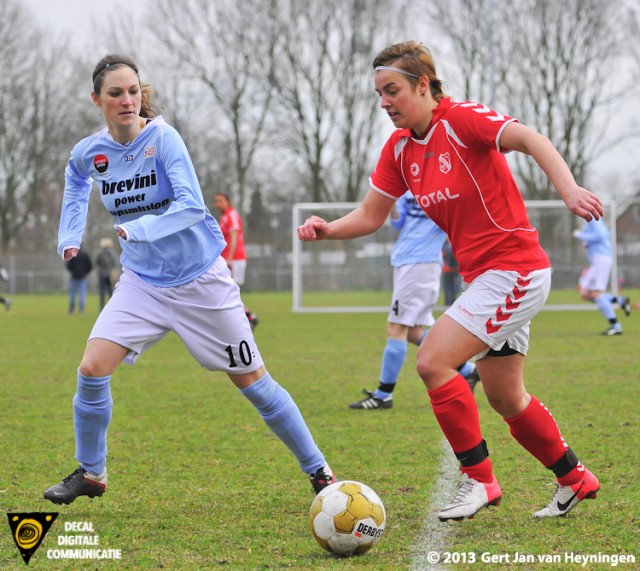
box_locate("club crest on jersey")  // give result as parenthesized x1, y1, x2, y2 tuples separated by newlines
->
(144, 145, 157, 158)
(94, 154, 109, 174)
(410, 163, 420, 177)
(438, 152, 451, 174)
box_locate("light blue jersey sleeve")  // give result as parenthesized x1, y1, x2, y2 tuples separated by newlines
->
(58, 118, 224, 287)
(389, 193, 408, 231)
(574, 219, 611, 260)
(390, 192, 446, 267)
(58, 139, 94, 257)
(116, 127, 206, 243)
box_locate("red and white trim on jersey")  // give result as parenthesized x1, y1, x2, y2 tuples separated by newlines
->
(370, 98, 550, 283)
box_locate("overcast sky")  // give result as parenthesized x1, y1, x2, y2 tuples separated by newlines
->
(19, 0, 639, 198)
(22, 0, 147, 46)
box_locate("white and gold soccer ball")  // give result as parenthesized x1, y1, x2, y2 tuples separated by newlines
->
(309, 480, 386, 556)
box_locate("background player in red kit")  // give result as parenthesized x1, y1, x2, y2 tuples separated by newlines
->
(298, 41, 603, 521)
(214, 193, 258, 329)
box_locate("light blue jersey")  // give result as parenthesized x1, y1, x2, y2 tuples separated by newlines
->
(58, 116, 224, 287)
(389, 191, 446, 267)
(574, 218, 611, 262)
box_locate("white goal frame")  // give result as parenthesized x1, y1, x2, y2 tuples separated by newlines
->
(291, 200, 617, 313)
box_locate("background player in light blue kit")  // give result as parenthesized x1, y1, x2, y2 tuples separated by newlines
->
(573, 218, 631, 335)
(0, 259, 11, 311)
(349, 191, 479, 410)
(45, 54, 335, 505)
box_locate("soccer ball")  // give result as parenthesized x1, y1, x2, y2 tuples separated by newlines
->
(309, 480, 386, 556)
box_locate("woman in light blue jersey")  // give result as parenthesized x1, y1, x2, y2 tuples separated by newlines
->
(573, 218, 631, 335)
(348, 191, 479, 411)
(45, 54, 335, 506)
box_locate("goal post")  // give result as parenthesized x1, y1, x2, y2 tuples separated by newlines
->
(291, 200, 617, 313)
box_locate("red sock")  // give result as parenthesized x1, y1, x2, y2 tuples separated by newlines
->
(505, 396, 582, 485)
(428, 374, 493, 483)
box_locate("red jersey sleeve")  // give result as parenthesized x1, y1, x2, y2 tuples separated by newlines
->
(448, 102, 518, 153)
(227, 209, 242, 232)
(369, 130, 411, 199)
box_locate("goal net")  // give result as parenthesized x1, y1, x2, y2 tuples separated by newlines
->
(291, 200, 618, 313)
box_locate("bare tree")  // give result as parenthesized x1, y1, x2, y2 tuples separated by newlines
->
(424, 0, 506, 104)
(626, 0, 640, 73)
(420, 0, 630, 200)
(334, 0, 401, 202)
(273, 0, 405, 203)
(271, 0, 340, 202)
(0, 1, 82, 252)
(150, 0, 279, 215)
(502, 0, 626, 199)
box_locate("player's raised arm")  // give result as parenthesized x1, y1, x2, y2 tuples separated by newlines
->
(500, 122, 604, 222)
(297, 189, 395, 242)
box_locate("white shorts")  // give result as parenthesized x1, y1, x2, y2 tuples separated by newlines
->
(388, 263, 441, 327)
(89, 257, 263, 373)
(444, 268, 551, 359)
(579, 254, 611, 292)
(230, 260, 247, 286)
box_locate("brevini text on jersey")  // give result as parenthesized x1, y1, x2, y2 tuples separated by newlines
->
(58, 116, 225, 287)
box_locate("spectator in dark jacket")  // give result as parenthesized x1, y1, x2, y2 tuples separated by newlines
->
(66, 248, 93, 313)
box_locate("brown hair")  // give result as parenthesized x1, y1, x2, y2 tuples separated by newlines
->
(373, 41, 447, 102)
(92, 54, 157, 118)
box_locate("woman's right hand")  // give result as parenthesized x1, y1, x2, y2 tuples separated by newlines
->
(297, 216, 331, 242)
(63, 247, 79, 262)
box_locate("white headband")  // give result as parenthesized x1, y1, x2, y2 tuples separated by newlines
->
(374, 65, 420, 79)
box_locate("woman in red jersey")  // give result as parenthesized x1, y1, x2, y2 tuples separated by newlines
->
(298, 41, 603, 521)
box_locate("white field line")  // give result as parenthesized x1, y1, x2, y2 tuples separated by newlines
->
(411, 438, 459, 571)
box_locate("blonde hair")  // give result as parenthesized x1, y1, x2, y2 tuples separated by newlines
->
(92, 54, 158, 118)
(373, 41, 447, 101)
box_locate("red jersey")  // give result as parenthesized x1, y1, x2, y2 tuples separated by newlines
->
(370, 98, 550, 282)
(218, 206, 246, 261)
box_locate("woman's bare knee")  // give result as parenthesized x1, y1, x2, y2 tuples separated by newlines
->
(78, 339, 128, 377)
(416, 352, 457, 390)
(485, 390, 530, 418)
(228, 365, 267, 390)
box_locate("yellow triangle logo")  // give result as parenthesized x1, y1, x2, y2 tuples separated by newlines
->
(7, 512, 58, 565)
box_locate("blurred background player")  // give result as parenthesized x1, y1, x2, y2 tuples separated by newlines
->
(214, 192, 258, 330)
(95, 237, 118, 310)
(442, 239, 461, 306)
(349, 191, 479, 410)
(0, 259, 11, 311)
(65, 247, 92, 314)
(573, 218, 630, 335)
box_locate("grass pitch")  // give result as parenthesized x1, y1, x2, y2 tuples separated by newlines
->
(0, 291, 638, 570)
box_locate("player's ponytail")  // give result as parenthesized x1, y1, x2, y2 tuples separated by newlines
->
(139, 82, 157, 119)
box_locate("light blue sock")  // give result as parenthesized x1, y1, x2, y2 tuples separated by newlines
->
(241, 373, 325, 474)
(412, 328, 429, 347)
(374, 339, 407, 398)
(458, 362, 474, 378)
(606, 293, 623, 306)
(74, 372, 112, 475)
(595, 294, 616, 321)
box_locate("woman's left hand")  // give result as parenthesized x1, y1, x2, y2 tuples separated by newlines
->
(562, 186, 604, 221)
